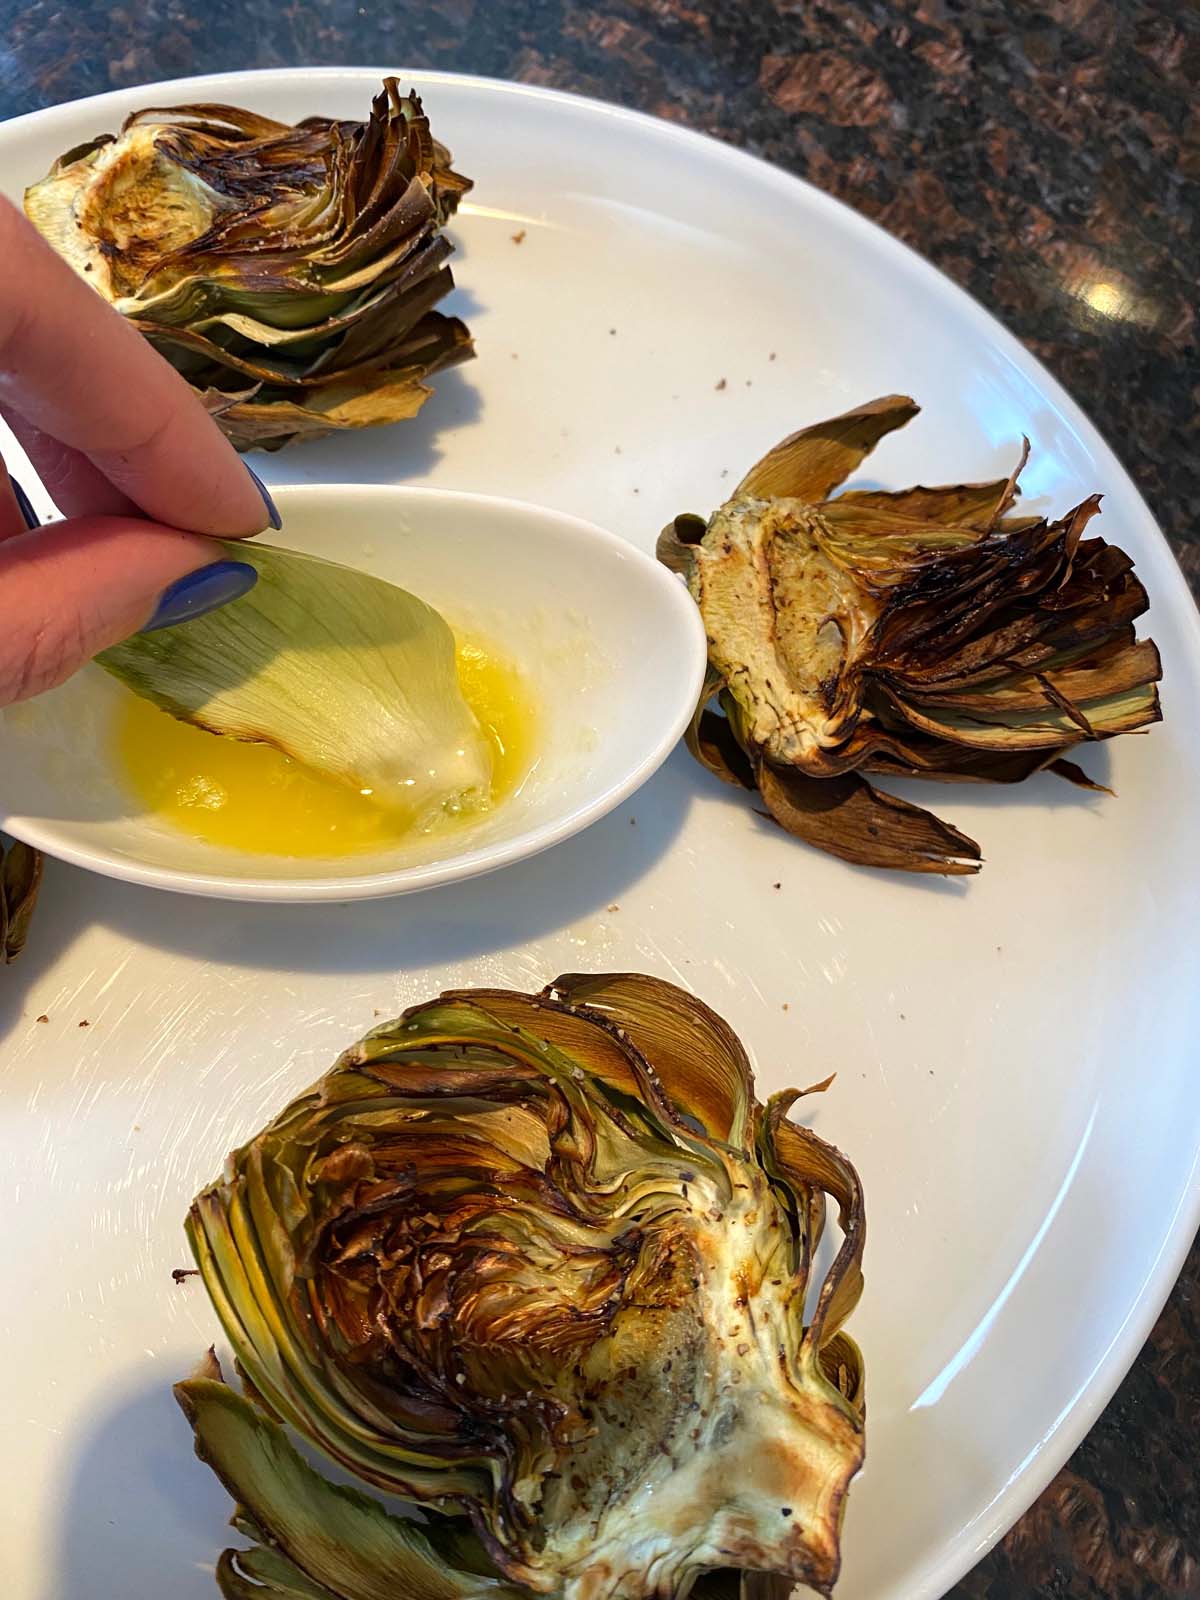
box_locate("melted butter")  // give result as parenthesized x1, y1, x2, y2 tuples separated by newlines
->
(115, 634, 537, 857)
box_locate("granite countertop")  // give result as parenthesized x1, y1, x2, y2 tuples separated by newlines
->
(2, 2, 1197, 1596)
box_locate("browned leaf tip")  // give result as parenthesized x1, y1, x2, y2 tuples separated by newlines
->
(735, 394, 919, 502)
(755, 761, 982, 876)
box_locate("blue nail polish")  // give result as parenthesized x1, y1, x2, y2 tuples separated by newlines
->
(244, 464, 282, 531)
(7, 474, 40, 531)
(142, 560, 258, 633)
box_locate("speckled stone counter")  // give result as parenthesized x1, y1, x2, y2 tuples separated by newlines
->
(1, 3, 1197, 1596)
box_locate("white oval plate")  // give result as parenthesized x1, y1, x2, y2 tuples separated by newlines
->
(1, 69, 1198, 1600)
(0, 483, 706, 901)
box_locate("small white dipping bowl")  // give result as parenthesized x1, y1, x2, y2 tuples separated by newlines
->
(0, 485, 707, 902)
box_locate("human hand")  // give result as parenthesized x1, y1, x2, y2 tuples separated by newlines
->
(0, 194, 279, 708)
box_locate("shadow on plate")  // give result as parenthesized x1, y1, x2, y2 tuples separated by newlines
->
(276, 344, 483, 486)
(256, 259, 485, 485)
(46, 1369, 231, 1600)
(0, 864, 90, 1046)
(679, 734, 1118, 898)
(6, 753, 695, 1012)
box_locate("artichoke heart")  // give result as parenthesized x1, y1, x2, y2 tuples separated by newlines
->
(99, 545, 493, 826)
(661, 397, 1162, 875)
(182, 974, 865, 1600)
(25, 81, 474, 451)
(1, 837, 43, 964)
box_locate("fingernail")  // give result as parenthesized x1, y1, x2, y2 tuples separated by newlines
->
(244, 464, 282, 531)
(8, 474, 40, 531)
(142, 560, 258, 633)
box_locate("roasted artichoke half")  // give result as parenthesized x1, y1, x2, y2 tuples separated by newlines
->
(26, 80, 473, 451)
(660, 397, 1162, 874)
(181, 974, 865, 1600)
(1, 837, 43, 964)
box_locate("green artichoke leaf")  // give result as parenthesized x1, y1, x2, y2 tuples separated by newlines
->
(882, 680, 1161, 749)
(176, 1372, 521, 1600)
(98, 543, 492, 825)
(2, 837, 44, 963)
(668, 399, 1162, 875)
(185, 975, 867, 1600)
(217, 1545, 343, 1600)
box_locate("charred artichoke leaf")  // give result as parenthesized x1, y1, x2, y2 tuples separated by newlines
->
(681, 669, 755, 790)
(177, 1368, 521, 1600)
(25, 80, 473, 451)
(668, 400, 1161, 874)
(692, 1572, 798, 1600)
(545, 971, 757, 1148)
(1, 838, 44, 963)
(98, 543, 492, 823)
(761, 1093, 865, 1353)
(755, 762, 982, 876)
(734, 394, 919, 502)
(186, 975, 865, 1600)
(835, 478, 1016, 528)
(656, 513, 706, 582)
(691, 709, 756, 790)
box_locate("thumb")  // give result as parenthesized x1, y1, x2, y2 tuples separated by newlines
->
(0, 516, 257, 706)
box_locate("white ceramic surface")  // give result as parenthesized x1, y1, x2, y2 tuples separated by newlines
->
(1, 69, 1198, 1600)
(0, 484, 707, 900)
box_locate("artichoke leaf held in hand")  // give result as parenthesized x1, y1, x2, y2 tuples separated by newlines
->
(99, 545, 493, 827)
(183, 973, 866, 1600)
(661, 397, 1162, 875)
(25, 81, 474, 451)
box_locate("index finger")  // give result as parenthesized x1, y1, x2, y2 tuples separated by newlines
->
(0, 197, 269, 538)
